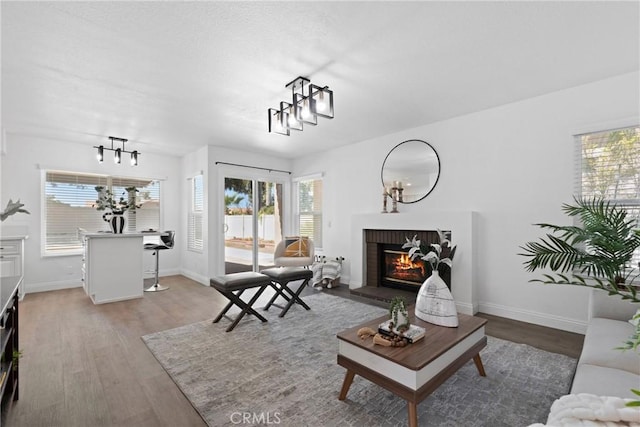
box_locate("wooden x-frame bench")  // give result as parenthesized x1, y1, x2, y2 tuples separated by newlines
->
(210, 271, 272, 332)
(261, 267, 313, 317)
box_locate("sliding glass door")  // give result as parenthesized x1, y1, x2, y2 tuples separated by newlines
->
(223, 177, 284, 273)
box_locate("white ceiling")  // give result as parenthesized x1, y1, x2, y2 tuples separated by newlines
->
(2, 1, 638, 159)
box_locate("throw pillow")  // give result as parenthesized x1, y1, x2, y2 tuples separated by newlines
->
(283, 236, 310, 257)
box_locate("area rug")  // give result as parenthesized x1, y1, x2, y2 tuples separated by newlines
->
(142, 293, 577, 427)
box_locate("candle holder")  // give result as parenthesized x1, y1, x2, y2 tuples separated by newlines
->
(390, 187, 399, 213)
(397, 187, 404, 203)
(381, 188, 389, 213)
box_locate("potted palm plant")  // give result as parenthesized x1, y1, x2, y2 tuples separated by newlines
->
(520, 196, 640, 407)
(519, 196, 640, 302)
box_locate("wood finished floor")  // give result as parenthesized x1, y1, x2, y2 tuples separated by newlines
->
(7, 275, 584, 426)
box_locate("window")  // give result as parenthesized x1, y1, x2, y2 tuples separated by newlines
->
(296, 177, 323, 248)
(112, 177, 160, 233)
(43, 171, 160, 255)
(575, 126, 640, 268)
(188, 174, 204, 252)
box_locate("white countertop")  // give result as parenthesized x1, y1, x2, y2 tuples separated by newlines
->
(81, 231, 164, 238)
(0, 225, 29, 240)
(0, 234, 29, 240)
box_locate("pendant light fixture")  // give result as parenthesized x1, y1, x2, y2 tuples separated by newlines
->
(268, 76, 333, 136)
(94, 136, 140, 166)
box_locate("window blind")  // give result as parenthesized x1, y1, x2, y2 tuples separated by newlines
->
(575, 126, 640, 268)
(298, 178, 323, 248)
(120, 179, 160, 233)
(44, 171, 108, 253)
(187, 175, 204, 252)
(44, 171, 161, 255)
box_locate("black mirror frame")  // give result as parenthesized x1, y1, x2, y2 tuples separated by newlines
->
(381, 139, 441, 204)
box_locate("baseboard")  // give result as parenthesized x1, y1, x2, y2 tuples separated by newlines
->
(25, 279, 83, 294)
(158, 268, 181, 277)
(478, 301, 587, 334)
(179, 269, 209, 286)
(25, 269, 185, 295)
(455, 301, 476, 316)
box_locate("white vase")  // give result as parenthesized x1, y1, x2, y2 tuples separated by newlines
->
(415, 270, 458, 327)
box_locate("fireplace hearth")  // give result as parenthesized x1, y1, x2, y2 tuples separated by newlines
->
(365, 229, 451, 291)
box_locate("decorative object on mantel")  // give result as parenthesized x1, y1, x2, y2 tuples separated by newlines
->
(381, 139, 441, 204)
(94, 186, 140, 234)
(0, 199, 29, 222)
(403, 230, 459, 327)
(381, 183, 404, 213)
(390, 183, 401, 213)
(381, 187, 388, 213)
(94, 136, 139, 166)
(268, 76, 334, 136)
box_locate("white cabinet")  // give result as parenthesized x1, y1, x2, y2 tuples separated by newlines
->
(82, 233, 144, 304)
(0, 237, 26, 298)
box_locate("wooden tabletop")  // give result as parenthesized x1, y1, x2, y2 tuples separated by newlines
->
(337, 308, 487, 371)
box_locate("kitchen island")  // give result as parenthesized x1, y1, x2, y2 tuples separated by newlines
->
(81, 231, 159, 304)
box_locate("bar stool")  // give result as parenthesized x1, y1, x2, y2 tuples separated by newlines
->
(144, 230, 175, 292)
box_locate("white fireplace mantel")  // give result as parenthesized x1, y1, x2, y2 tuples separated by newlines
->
(349, 211, 477, 315)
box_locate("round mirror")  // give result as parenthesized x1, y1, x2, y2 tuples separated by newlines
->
(381, 139, 441, 203)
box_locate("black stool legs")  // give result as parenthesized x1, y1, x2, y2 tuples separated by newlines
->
(264, 277, 311, 317)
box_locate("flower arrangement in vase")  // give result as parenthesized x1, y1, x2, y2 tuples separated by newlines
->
(94, 186, 140, 233)
(403, 229, 459, 327)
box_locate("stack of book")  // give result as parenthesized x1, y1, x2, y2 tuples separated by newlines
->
(378, 320, 426, 343)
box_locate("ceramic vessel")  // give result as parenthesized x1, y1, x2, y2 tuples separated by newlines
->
(415, 270, 459, 327)
(105, 212, 125, 234)
(394, 311, 410, 331)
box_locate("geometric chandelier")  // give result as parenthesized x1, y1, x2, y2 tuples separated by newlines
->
(268, 76, 334, 136)
(94, 136, 139, 166)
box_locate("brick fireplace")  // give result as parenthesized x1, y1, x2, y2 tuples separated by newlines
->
(350, 212, 476, 315)
(364, 229, 451, 291)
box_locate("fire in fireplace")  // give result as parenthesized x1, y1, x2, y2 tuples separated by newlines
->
(381, 245, 429, 290)
(364, 229, 451, 291)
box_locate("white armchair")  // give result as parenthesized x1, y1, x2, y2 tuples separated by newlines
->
(273, 237, 315, 267)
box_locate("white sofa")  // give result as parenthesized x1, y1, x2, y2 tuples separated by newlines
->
(570, 290, 639, 398)
(531, 290, 640, 426)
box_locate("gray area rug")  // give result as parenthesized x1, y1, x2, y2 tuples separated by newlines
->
(142, 293, 577, 427)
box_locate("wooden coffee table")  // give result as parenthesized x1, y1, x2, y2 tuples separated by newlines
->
(337, 310, 487, 427)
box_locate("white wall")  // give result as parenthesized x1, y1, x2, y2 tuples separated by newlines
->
(2, 72, 636, 332)
(292, 71, 640, 333)
(180, 145, 209, 284)
(0, 134, 182, 293)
